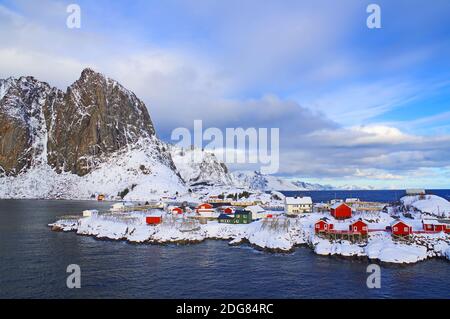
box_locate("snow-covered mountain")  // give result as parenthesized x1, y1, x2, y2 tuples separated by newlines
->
(0, 69, 376, 200)
(0, 69, 185, 199)
(169, 146, 233, 186)
(230, 171, 333, 191)
(334, 184, 376, 191)
(0, 68, 163, 176)
(291, 181, 336, 191)
(230, 171, 378, 191)
(231, 171, 297, 191)
(0, 138, 186, 200)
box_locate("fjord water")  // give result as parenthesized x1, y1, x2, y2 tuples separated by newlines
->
(0, 193, 449, 299)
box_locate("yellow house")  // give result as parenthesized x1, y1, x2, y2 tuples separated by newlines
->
(284, 196, 313, 215)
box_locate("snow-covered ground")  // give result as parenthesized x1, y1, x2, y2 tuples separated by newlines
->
(170, 146, 234, 186)
(0, 138, 186, 200)
(401, 195, 450, 217)
(49, 208, 450, 265)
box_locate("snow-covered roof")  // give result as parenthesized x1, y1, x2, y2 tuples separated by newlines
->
(235, 210, 251, 215)
(345, 198, 360, 203)
(316, 218, 330, 224)
(147, 212, 162, 217)
(112, 202, 134, 208)
(285, 196, 312, 205)
(351, 218, 367, 224)
(83, 209, 98, 214)
(330, 202, 349, 210)
(422, 219, 441, 225)
(245, 205, 265, 213)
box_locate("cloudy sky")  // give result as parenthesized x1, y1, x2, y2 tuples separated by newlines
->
(1, 0, 450, 188)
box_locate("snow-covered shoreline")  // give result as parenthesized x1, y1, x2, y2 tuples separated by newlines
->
(49, 210, 450, 265)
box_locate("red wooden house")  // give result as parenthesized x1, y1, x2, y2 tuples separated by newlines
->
(391, 220, 412, 236)
(315, 219, 334, 234)
(422, 219, 450, 233)
(171, 207, 183, 214)
(349, 220, 368, 235)
(423, 222, 435, 232)
(223, 207, 235, 214)
(196, 203, 214, 214)
(146, 216, 162, 225)
(330, 203, 352, 220)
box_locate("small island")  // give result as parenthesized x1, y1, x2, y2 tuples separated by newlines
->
(50, 188, 450, 265)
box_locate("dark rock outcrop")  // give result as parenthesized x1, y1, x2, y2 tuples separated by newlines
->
(0, 68, 157, 176)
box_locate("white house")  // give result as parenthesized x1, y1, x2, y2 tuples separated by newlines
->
(245, 205, 267, 220)
(82, 209, 98, 217)
(284, 196, 313, 215)
(406, 189, 426, 196)
(330, 199, 344, 205)
(110, 202, 134, 212)
(345, 198, 360, 204)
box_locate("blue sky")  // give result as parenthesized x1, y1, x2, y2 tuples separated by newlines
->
(1, 0, 450, 188)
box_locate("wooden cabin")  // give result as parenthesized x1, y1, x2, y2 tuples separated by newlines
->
(146, 216, 162, 225)
(234, 210, 252, 224)
(422, 219, 450, 233)
(171, 207, 183, 215)
(284, 196, 313, 215)
(196, 203, 214, 212)
(330, 202, 352, 220)
(391, 220, 412, 236)
(349, 220, 368, 235)
(223, 207, 235, 214)
(218, 214, 234, 224)
(315, 219, 334, 234)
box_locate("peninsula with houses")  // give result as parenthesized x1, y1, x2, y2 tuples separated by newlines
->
(50, 188, 450, 265)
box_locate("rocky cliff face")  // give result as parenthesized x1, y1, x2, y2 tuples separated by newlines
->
(0, 68, 341, 199)
(0, 69, 158, 176)
(0, 76, 52, 175)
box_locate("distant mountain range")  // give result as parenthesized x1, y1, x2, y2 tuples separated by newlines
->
(0, 69, 374, 200)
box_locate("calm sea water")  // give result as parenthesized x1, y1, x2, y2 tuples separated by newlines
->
(0, 194, 449, 299)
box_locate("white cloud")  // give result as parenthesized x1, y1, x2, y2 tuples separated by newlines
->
(299, 80, 422, 125)
(307, 125, 422, 146)
(354, 169, 403, 180)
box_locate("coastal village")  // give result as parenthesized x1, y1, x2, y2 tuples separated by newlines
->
(50, 188, 450, 264)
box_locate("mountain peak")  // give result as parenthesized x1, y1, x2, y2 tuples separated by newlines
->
(80, 67, 98, 77)
(0, 69, 157, 176)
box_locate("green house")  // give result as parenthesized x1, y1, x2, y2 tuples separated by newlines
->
(218, 214, 234, 224)
(233, 210, 251, 224)
(218, 211, 252, 224)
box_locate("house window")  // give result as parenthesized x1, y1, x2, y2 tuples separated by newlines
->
(404, 227, 409, 232)
(393, 227, 398, 231)
(324, 224, 328, 229)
